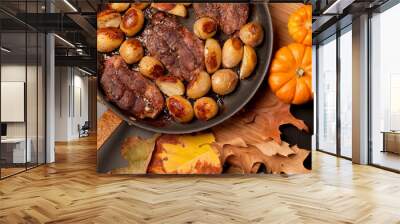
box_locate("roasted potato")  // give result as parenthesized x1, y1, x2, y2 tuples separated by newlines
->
(119, 39, 144, 64)
(194, 97, 219, 121)
(204, 38, 222, 74)
(187, 71, 211, 99)
(139, 56, 165, 80)
(97, 10, 121, 29)
(120, 7, 144, 36)
(193, 17, 217, 40)
(222, 37, 244, 68)
(108, 3, 130, 12)
(156, 76, 185, 97)
(239, 22, 264, 47)
(239, 45, 257, 79)
(167, 96, 194, 123)
(131, 3, 149, 10)
(169, 4, 187, 17)
(97, 28, 124, 53)
(211, 69, 239, 95)
(151, 3, 187, 17)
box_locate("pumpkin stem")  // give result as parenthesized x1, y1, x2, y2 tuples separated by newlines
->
(296, 68, 305, 77)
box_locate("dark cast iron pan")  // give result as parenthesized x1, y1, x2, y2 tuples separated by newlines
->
(98, 3, 273, 134)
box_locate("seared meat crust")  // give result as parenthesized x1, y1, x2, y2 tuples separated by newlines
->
(100, 55, 164, 119)
(143, 12, 204, 82)
(193, 3, 249, 35)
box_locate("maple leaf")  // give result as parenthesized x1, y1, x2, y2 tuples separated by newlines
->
(110, 134, 159, 174)
(148, 133, 222, 174)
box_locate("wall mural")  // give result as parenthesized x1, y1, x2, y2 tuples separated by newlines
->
(96, 2, 313, 175)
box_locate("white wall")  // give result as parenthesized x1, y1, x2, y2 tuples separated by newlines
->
(1, 64, 46, 163)
(1, 65, 41, 138)
(1, 65, 26, 138)
(54, 67, 89, 141)
(55, 66, 69, 141)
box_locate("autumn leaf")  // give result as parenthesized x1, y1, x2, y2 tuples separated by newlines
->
(212, 142, 310, 174)
(251, 90, 309, 143)
(148, 133, 222, 174)
(252, 140, 294, 157)
(111, 134, 159, 174)
(225, 165, 260, 174)
(213, 135, 294, 157)
(97, 109, 123, 150)
(213, 90, 308, 145)
(262, 145, 310, 174)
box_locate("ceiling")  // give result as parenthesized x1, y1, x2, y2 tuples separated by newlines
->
(312, 0, 391, 44)
(0, 0, 97, 73)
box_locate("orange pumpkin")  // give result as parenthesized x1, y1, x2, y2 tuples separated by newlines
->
(288, 5, 312, 46)
(268, 43, 312, 105)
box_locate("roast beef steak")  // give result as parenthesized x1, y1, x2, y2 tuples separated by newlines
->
(100, 55, 164, 119)
(193, 3, 249, 35)
(143, 12, 204, 82)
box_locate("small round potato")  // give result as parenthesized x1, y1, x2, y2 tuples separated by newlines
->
(167, 96, 194, 123)
(119, 39, 144, 64)
(156, 76, 185, 97)
(151, 3, 176, 11)
(108, 3, 130, 12)
(152, 3, 187, 17)
(204, 38, 222, 74)
(120, 7, 144, 36)
(211, 69, 239, 95)
(131, 3, 149, 10)
(193, 17, 217, 40)
(222, 37, 244, 68)
(187, 71, 211, 99)
(239, 22, 264, 47)
(97, 10, 121, 29)
(139, 56, 165, 80)
(97, 28, 124, 53)
(239, 45, 257, 79)
(169, 4, 187, 17)
(194, 97, 219, 121)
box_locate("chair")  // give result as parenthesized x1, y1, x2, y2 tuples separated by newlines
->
(78, 121, 90, 138)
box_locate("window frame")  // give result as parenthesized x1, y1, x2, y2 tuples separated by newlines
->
(315, 24, 353, 160)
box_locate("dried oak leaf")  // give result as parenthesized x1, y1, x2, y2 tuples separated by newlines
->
(97, 109, 123, 150)
(212, 142, 310, 174)
(213, 90, 308, 145)
(111, 134, 159, 174)
(215, 136, 294, 157)
(148, 133, 222, 174)
(252, 140, 294, 157)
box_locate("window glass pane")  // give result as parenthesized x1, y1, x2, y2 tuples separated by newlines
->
(1, 31, 27, 177)
(340, 29, 352, 158)
(318, 37, 337, 154)
(371, 3, 400, 171)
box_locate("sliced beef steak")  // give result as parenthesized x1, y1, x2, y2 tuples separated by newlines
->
(143, 12, 204, 82)
(100, 55, 164, 119)
(193, 3, 249, 35)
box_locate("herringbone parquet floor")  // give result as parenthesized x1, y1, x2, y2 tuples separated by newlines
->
(1, 136, 399, 224)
